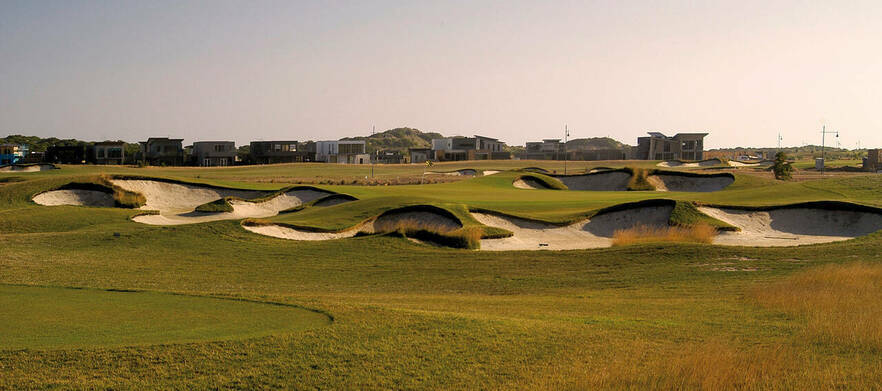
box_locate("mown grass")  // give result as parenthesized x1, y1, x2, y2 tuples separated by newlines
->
(2, 164, 882, 389)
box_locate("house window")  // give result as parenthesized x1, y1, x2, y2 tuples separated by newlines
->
(97, 148, 105, 158)
(214, 144, 226, 152)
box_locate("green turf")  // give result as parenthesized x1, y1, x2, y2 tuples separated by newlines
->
(2, 164, 882, 389)
(0, 285, 330, 350)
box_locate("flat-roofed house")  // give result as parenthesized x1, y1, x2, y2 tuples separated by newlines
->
(192, 141, 236, 166)
(140, 137, 184, 166)
(316, 140, 369, 164)
(249, 141, 313, 164)
(431, 135, 509, 161)
(93, 141, 126, 165)
(636, 132, 708, 161)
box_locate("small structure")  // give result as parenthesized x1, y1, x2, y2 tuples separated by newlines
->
(315, 140, 369, 164)
(140, 137, 184, 166)
(375, 150, 405, 164)
(93, 141, 126, 165)
(636, 132, 708, 161)
(191, 141, 236, 166)
(46, 145, 88, 164)
(864, 149, 881, 172)
(0, 144, 27, 165)
(431, 135, 508, 161)
(409, 148, 432, 164)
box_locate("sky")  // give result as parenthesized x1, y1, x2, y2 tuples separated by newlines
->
(2, 0, 881, 149)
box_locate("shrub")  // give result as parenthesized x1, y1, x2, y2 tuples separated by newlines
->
(612, 223, 716, 246)
(772, 151, 793, 180)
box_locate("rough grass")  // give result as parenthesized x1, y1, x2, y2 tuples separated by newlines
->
(670, 201, 739, 231)
(752, 262, 882, 350)
(627, 167, 656, 191)
(612, 223, 717, 246)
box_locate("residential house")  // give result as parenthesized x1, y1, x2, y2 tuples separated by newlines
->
(315, 140, 369, 164)
(635, 132, 708, 161)
(93, 141, 126, 165)
(192, 141, 236, 166)
(249, 141, 313, 164)
(430, 135, 509, 161)
(0, 144, 27, 165)
(524, 139, 566, 160)
(375, 150, 405, 164)
(140, 137, 184, 166)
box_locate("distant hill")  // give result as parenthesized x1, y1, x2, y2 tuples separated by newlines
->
(340, 127, 445, 153)
(566, 137, 628, 151)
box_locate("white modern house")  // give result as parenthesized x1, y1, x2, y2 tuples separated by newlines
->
(315, 140, 369, 164)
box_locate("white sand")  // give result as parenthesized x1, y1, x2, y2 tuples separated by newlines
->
(111, 179, 332, 225)
(473, 205, 674, 251)
(513, 177, 550, 190)
(32, 189, 115, 207)
(243, 209, 462, 241)
(553, 171, 632, 191)
(656, 159, 723, 168)
(0, 164, 57, 173)
(647, 174, 734, 192)
(242, 224, 362, 241)
(699, 206, 882, 246)
(483, 170, 501, 176)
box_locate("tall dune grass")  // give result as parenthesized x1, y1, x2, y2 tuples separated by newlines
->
(612, 223, 717, 246)
(752, 262, 882, 349)
(373, 218, 481, 249)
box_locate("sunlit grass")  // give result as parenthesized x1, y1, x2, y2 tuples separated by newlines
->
(612, 223, 717, 246)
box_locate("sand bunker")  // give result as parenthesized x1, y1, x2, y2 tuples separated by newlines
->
(656, 159, 723, 168)
(425, 169, 477, 176)
(0, 164, 57, 173)
(483, 170, 501, 176)
(32, 189, 115, 207)
(647, 174, 734, 192)
(699, 206, 882, 247)
(552, 171, 631, 191)
(312, 194, 357, 207)
(474, 204, 674, 251)
(513, 177, 552, 190)
(728, 160, 774, 168)
(243, 207, 462, 241)
(110, 179, 332, 225)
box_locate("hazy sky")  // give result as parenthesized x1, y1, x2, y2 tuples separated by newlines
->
(2, 0, 881, 149)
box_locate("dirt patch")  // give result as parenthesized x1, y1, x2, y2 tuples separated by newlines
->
(473, 204, 674, 251)
(698, 206, 882, 246)
(552, 171, 631, 191)
(647, 174, 734, 192)
(32, 189, 115, 207)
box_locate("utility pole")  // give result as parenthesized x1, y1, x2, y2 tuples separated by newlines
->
(820, 125, 839, 172)
(777, 133, 782, 151)
(564, 124, 570, 175)
(370, 125, 375, 178)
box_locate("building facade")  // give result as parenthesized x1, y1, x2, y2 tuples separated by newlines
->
(636, 132, 708, 161)
(430, 135, 509, 161)
(865, 149, 881, 172)
(192, 141, 236, 166)
(0, 144, 27, 165)
(315, 140, 368, 164)
(409, 148, 432, 164)
(524, 139, 566, 160)
(93, 142, 126, 165)
(140, 137, 184, 166)
(249, 141, 313, 164)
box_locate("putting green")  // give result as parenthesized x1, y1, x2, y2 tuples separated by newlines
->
(0, 285, 331, 350)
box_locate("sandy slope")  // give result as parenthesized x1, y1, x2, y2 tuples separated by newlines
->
(553, 171, 632, 191)
(32, 190, 115, 207)
(473, 205, 674, 251)
(0, 164, 57, 173)
(699, 206, 882, 246)
(243, 210, 462, 241)
(656, 159, 723, 168)
(111, 179, 331, 225)
(513, 177, 550, 189)
(647, 174, 734, 192)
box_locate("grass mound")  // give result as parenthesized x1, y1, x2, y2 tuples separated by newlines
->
(611, 223, 717, 246)
(194, 197, 234, 213)
(513, 174, 568, 190)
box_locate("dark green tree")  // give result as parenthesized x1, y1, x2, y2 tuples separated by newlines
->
(773, 151, 793, 180)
